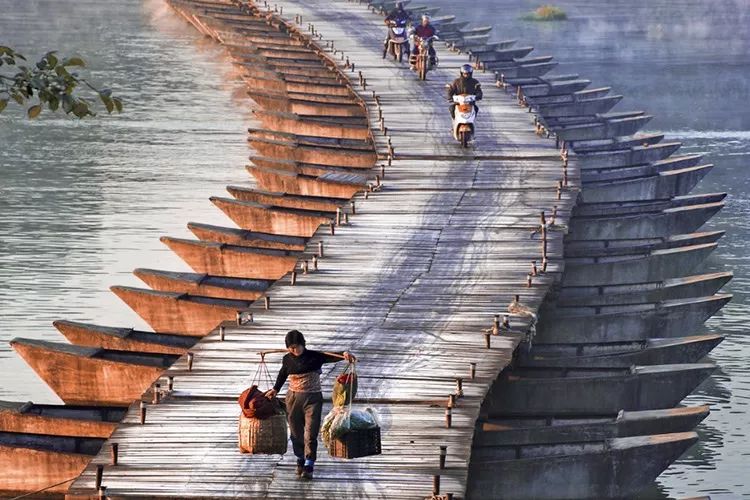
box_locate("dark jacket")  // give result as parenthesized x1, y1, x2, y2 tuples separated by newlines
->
(385, 8, 410, 25)
(447, 76, 483, 101)
(273, 349, 342, 392)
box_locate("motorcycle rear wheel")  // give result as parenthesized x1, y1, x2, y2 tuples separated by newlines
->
(460, 130, 469, 148)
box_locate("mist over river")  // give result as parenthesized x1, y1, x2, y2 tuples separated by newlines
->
(1, 0, 748, 497)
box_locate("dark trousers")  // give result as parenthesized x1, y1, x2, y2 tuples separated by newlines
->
(285, 390, 323, 462)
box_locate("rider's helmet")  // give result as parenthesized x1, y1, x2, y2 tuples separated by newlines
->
(421, 14, 430, 24)
(460, 64, 473, 78)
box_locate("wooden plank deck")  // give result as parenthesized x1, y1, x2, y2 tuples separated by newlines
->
(69, 0, 578, 498)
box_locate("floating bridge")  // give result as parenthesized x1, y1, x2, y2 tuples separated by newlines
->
(2, 0, 729, 498)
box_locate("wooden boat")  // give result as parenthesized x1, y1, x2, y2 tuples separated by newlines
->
(555, 271, 733, 307)
(570, 133, 665, 153)
(54, 319, 199, 355)
(243, 74, 354, 98)
(478, 406, 709, 445)
(111, 286, 254, 335)
(580, 164, 714, 203)
(227, 44, 322, 62)
(504, 73, 582, 87)
(535, 95, 623, 118)
(460, 25, 493, 36)
(226, 185, 345, 213)
(572, 192, 726, 218)
(160, 237, 301, 280)
(564, 231, 724, 259)
(477, 46, 534, 62)
(247, 134, 376, 168)
(518, 79, 591, 98)
(574, 142, 682, 170)
(0, 400, 125, 438)
(248, 88, 358, 107)
(10, 338, 176, 405)
(491, 61, 558, 79)
(247, 90, 366, 117)
(519, 335, 723, 368)
(542, 110, 644, 130)
(247, 164, 368, 199)
(525, 87, 611, 106)
(251, 110, 370, 141)
(535, 294, 730, 343)
(484, 363, 716, 415)
(567, 201, 724, 240)
(0, 432, 102, 497)
(452, 34, 492, 50)
(580, 153, 703, 183)
(249, 154, 371, 176)
(210, 196, 332, 238)
(554, 114, 653, 142)
(247, 128, 372, 151)
(467, 432, 698, 500)
(235, 61, 337, 80)
(134, 268, 271, 301)
(187, 221, 308, 251)
(468, 40, 518, 54)
(561, 242, 718, 287)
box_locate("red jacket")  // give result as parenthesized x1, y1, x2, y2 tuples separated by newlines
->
(414, 24, 436, 39)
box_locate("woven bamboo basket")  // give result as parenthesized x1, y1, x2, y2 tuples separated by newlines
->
(328, 426, 382, 459)
(238, 412, 288, 454)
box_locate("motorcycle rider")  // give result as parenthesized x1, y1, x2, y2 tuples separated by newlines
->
(383, 2, 411, 58)
(447, 64, 483, 119)
(410, 15, 438, 70)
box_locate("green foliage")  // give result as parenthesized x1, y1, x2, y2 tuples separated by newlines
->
(522, 5, 568, 21)
(0, 46, 122, 118)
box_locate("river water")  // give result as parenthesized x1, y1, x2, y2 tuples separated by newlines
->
(1, 0, 747, 498)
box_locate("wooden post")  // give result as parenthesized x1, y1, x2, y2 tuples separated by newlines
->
(527, 273, 533, 287)
(152, 383, 160, 404)
(330, 223, 335, 235)
(219, 325, 225, 341)
(98, 486, 107, 500)
(318, 241, 324, 257)
(303, 260, 309, 274)
(336, 208, 342, 226)
(484, 332, 491, 349)
(445, 407, 452, 428)
(469, 362, 476, 380)
(433, 475, 441, 495)
(380, 164, 385, 179)
(95, 465, 104, 489)
(168, 376, 174, 391)
(187, 352, 194, 371)
(557, 180, 563, 200)
(503, 315, 510, 328)
(552, 205, 558, 224)
(139, 402, 146, 424)
(493, 314, 500, 335)
(110, 443, 118, 466)
(264, 296, 271, 310)
(350, 200, 356, 214)
(439, 445, 447, 469)
(344, 212, 349, 224)
(312, 255, 319, 271)
(290, 271, 297, 285)
(455, 377, 463, 397)
(531, 260, 538, 276)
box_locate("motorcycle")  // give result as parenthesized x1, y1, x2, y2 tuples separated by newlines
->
(451, 94, 477, 147)
(384, 20, 409, 62)
(410, 35, 437, 80)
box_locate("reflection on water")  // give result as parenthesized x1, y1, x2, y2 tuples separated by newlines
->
(0, 0, 253, 400)
(1, 0, 749, 498)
